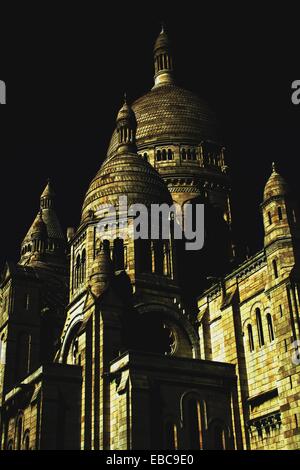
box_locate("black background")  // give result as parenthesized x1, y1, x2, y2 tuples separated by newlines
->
(0, 1, 299, 270)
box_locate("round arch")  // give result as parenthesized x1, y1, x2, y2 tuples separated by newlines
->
(135, 302, 200, 358)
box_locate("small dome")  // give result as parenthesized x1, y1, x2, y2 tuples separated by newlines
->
(263, 163, 289, 200)
(117, 99, 136, 124)
(81, 102, 172, 223)
(81, 152, 172, 223)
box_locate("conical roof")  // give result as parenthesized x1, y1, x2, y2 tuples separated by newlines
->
(263, 163, 289, 200)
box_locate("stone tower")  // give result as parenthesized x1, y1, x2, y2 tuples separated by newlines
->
(261, 163, 300, 449)
(0, 183, 72, 450)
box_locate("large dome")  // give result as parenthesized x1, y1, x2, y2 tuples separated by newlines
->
(81, 151, 172, 223)
(107, 84, 219, 157)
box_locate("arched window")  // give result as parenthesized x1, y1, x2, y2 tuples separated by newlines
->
(278, 207, 283, 221)
(16, 332, 31, 380)
(154, 240, 164, 275)
(72, 338, 79, 365)
(156, 150, 161, 161)
(268, 211, 272, 225)
(75, 254, 81, 288)
(187, 399, 203, 450)
(81, 249, 86, 284)
(247, 324, 254, 352)
(113, 238, 124, 271)
(7, 440, 13, 450)
(162, 149, 167, 161)
(266, 313, 275, 342)
(143, 152, 148, 161)
(167, 149, 173, 160)
(191, 149, 197, 160)
(16, 416, 23, 450)
(24, 293, 30, 310)
(135, 239, 151, 273)
(159, 55, 163, 70)
(165, 422, 178, 450)
(187, 149, 192, 160)
(256, 308, 265, 347)
(213, 424, 226, 450)
(163, 241, 172, 277)
(272, 259, 279, 279)
(181, 148, 186, 160)
(23, 430, 30, 450)
(0, 334, 5, 365)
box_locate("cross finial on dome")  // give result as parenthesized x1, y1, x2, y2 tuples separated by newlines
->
(272, 162, 277, 173)
(123, 91, 127, 105)
(161, 21, 165, 34)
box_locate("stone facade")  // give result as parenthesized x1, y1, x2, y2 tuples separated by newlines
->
(197, 166, 300, 449)
(0, 28, 299, 451)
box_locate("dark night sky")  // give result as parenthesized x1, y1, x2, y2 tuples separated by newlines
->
(0, 3, 299, 270)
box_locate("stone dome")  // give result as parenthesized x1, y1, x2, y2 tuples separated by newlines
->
(106, 84, 218, 158)
(263, 163, 289, 200)
(81, 151, 172, 223)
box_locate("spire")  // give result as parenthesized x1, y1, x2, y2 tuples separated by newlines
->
(153, 24, 174, 88)
(40, 179, 55, 209)
(272, 161, 277, 173)
(116, 96, 137, 154)
(19, 181, 66, 266)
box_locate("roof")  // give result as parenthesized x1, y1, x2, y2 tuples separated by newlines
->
(81, 151, 172, 223)
(107, 84, 218, 157)
(263, 164, 289, 200)
(23, 207, 65, 243)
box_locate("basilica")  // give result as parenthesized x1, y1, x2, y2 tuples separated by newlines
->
(0, 27, 299, 451)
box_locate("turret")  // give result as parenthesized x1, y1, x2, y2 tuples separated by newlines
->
(19, 180, 66, 267)
(262, 163, 300, 248)
(262, 162, 300, 282)
(116, 94, 137, 154)
(89, 244, 113, 297)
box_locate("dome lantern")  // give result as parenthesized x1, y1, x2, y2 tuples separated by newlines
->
(153, 23, 175, 88)
(116, 94, 137, 155)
